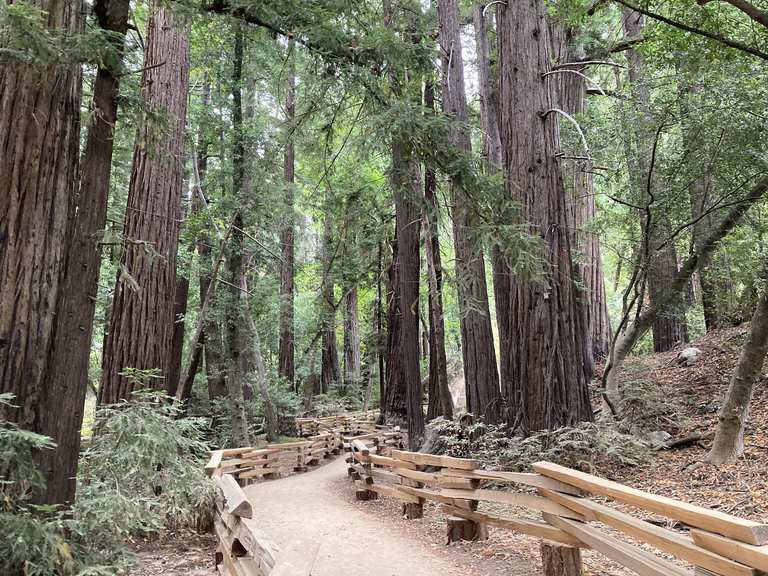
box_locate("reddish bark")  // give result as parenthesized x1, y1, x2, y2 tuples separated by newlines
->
(497, 0, 593, 432)
(99, 5, 190, 403)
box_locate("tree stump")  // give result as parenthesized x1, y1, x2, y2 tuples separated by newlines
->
(355, 489, 377, 501)
(540, 542, 582, 576)
(446, 516, 488, 543)
(402, 502, 424, 519)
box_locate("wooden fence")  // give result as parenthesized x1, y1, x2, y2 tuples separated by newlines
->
(206, 412, 387, 483)
(212, 472, 318, 576)
(205, 413, 403, 576)
(348, 441, 768, 576)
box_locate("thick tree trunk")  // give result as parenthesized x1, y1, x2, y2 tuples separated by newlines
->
(473, 6, 516, 416)
(225, 24, 250, 448)
(423, 82, 453, 421)
(278, 39, 296, 388)
(438, 0, 501, 424)
(320, 213, 340, 394)
(708, 270, 768, 464)
(392, 144, 425, 448)
(622, 10, 688, 353)
(40, 0, 131, 502)
(343, 285, 362, 393)
(549, 25, 611, 361)
(383, 234, 408, 423)
(99, 4, 189, 404)
(497, 0, 593, 433)
(0, 0, 82, 505)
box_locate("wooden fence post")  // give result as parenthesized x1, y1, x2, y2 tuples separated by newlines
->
(541, 542, 583, 576)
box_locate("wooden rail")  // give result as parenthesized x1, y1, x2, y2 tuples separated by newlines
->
(213, 473, 318, 576)
(348, 445, 768, 576)
(206, 413, 402, 576)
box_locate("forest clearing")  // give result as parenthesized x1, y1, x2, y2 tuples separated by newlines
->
(2, 0, 768, 574)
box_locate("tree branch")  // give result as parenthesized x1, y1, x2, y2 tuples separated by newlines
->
(610, 0, 768, 60)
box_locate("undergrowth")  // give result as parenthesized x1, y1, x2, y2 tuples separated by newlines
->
(427, 417, 652, 472)
(0, 390, 215, 575)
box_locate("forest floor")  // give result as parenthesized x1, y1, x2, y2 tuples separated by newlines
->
(129, 325, 768, 575)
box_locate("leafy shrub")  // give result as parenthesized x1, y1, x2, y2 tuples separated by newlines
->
(1, 390, 216, 576)
(78, 390, 216, 534)
(427, 417, 652, 472)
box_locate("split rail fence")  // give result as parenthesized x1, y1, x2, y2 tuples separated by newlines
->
(204, 412, 402, 576)
(347, 438, 768, 576)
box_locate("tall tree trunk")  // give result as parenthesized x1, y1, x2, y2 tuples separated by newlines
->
(41, 0, 131, 502)
(99, 4, 189, 404)
(423, 82, 453, 422)
(0, 0, 82, 505)
(225, 24, 250, 448)
(278, 38, 296, 388)
(320, 211, 340, 394)
(549, 25, 611, 360)
(392, 155, 425, 447)
(166, 275, 190, 397)
(473, 6, 515, 415)
(343, 284, 361, 393)
(622, 9, 688, 353)
(497, 0, 593, 433)
(377, 241, 386, 405)
(383, 234, 408, 422)
(438, 0, 501, 424)
(708, 268, 768, 464)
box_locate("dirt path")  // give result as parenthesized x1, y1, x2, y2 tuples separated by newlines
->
(243, 456, 474, 576)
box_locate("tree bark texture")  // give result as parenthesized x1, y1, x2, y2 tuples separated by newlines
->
(0, 0, 82, 505)
(549, 25, 611, 360)
(40, 0, 132, 504)
(622, 9, 688, 353)
(392, 141, 425, 448)
(497, 0, 593, 432)
(423, 88, 454, 422)
(224, 24, 250, 448)
(383, 234, 408, 423)
(278, 39, 296, 388)
(343, 284, 362, 393)
(166, 275, 190, 397)
(708, 269, 768, 464)
(320, 212, 340, 394)
(99, 5, 189, 403)
(438, 0, 501, 424)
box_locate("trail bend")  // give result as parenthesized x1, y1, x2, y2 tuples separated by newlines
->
(242, 456, 463, 576)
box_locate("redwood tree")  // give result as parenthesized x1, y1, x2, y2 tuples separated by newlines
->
(278, 39, 296, 388)
(99, 4, 190, 403)
(0, 0, 82, 504)
(497, 0, 593, 432)
(438, 0, 502, 424)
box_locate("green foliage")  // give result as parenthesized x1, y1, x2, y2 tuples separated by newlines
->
(0, 393, 56, 506)
(427, 417, 652, 472)
(78, 390, 215, 534)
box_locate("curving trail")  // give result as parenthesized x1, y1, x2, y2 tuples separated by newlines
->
(242, 456, 463, 576)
